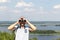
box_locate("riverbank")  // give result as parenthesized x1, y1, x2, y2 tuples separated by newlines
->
(0, 31, 60, 40)
(0, 32, 37, 40)
(30, 30, 60, 34)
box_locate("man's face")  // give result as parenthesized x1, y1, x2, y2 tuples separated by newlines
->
(19, 18, 26, 27)
(20, 23, 25, 27)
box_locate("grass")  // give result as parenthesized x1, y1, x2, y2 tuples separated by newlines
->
(29, 37, 37, 40)
(0, 32, 15, 40)
(56, 38, 60, 40)
(0, 32, 37, 40)
(30, 30, 58, 34)
(0, 30, 60, 40)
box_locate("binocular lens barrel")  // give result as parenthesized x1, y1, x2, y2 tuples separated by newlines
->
(19, 20, 26, 22)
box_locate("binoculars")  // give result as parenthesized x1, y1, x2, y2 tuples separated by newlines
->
(19, 18, 26, 23)
(19, 20, 26, 22)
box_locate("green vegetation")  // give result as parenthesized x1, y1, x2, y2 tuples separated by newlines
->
(29, 37, 37, 40)
(0, 30, 60, 40)
(56, 38, 60, 40)
(30, 30, 57, 34)
(0, 32, 37, 40)
(0, 32, 15, 40)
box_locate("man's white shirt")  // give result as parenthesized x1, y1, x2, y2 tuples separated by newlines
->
(14, 26, 29, 40)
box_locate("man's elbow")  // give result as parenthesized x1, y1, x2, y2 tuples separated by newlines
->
(33, 27, 36, 31)
(8, 27, 12, 30)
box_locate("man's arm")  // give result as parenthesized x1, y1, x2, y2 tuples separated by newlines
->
(26, 19, 36, 31)
(8, 21, 18, 30)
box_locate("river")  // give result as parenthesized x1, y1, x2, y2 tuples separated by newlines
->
(0, 21, 60, 40)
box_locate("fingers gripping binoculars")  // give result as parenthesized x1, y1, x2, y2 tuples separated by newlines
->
(19, 18, 26, 24)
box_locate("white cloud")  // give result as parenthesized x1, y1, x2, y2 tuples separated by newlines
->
(0, 6, 8, 11)
(0, 0, 9, 2)
(53, 5, 60, 9)
(40, 7, 44, 11)
(12, 10, 21, 13)
(24, 8, 35, 12)
(16, 1, 33, 7)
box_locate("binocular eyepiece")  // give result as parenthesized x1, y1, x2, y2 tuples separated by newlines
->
(19, 18, 26, 23)
(19, 20, 26, 22)
(18, 18, 26, 26)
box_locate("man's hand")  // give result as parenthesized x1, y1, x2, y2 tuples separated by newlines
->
(8, 21, 18, 30)
(16, 21, 18, 24)
(25, 18, 36, 31)
(23, 18, 29, 24)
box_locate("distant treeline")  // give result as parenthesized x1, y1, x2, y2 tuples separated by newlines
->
(30, 30, 57, 34)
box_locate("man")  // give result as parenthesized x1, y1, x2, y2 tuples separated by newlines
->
(8, 17, 36, 40)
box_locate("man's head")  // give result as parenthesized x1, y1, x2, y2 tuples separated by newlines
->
(18, 17, 26, 27)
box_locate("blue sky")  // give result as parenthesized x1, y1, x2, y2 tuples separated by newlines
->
(0, 0, 60, 21)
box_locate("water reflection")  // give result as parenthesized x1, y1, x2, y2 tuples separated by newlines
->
(0, 23, 60, 40)
(29, 35, 60, 40)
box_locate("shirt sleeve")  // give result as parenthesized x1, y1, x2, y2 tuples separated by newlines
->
(25, 26, 29, 30)
(14, 26, 18, 28)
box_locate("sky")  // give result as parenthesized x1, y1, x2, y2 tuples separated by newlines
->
(0, 0, 60, 21)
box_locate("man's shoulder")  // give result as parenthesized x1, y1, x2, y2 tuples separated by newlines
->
(25, 26, 29, 30)
(25, 26, 29, 28)
(15, 25, 20, 28)
(15, 26, 18, 28)
(15, 25, 29, 29)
